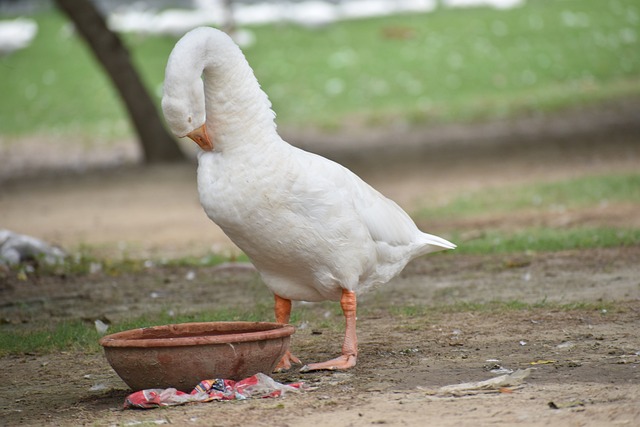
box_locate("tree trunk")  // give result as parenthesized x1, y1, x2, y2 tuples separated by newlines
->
(54, 0, 184, 163)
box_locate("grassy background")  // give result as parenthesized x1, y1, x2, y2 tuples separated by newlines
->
(418, 174, 640, 219)
(416, 173, 640, 254)
(0, 0, 639, 138)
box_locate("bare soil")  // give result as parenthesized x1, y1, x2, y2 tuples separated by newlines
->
(1, 248, 639, 426)
(1, 104, 639, 426)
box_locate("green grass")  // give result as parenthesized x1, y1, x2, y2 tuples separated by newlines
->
(1, 0, 639, 137)
(452, 227, 640, 254)
(419, 173, 640, 219)
(249, 0, 640, 128)
(0, 320, 100, 356)
(416, 173, 640, 254)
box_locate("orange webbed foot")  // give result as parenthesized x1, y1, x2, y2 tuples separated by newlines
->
(299, 354, 357, 373)
(274, 350, 302, 373)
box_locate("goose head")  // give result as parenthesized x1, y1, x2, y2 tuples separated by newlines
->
(162, 27, 278, 153)
(162, 81, 212, 151)
(161, 28, 216, 151)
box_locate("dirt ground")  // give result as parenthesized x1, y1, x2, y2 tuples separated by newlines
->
(1, 103, 639, 426)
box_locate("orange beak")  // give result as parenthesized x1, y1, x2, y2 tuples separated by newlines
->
(186, 124, 213, 151)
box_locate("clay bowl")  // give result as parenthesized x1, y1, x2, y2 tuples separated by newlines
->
(99, 321, 295, 391)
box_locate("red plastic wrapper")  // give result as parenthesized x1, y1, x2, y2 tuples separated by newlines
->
(124, 373, 304, 409)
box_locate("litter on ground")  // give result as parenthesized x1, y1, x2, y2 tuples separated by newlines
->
(420, 368, 532, 397)
(124, 373, 304, 409)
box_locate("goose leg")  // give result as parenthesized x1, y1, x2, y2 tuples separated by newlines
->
(273, 294, 301, 372)
(300, 289, 357, 372)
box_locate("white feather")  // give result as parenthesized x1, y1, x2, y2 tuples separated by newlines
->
(162, 27, 455, 303)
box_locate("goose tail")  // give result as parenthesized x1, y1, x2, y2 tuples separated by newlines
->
(416, 232, 457, 256)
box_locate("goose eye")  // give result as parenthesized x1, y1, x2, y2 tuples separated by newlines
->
(188, 116, 193, 123)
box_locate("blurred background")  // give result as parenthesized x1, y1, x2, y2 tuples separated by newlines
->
(0, 0, 638, 257)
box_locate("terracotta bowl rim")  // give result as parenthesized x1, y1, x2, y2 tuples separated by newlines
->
(99, 321, 295, 348)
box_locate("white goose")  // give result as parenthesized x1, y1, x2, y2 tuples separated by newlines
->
(162, 27, 455, 372)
